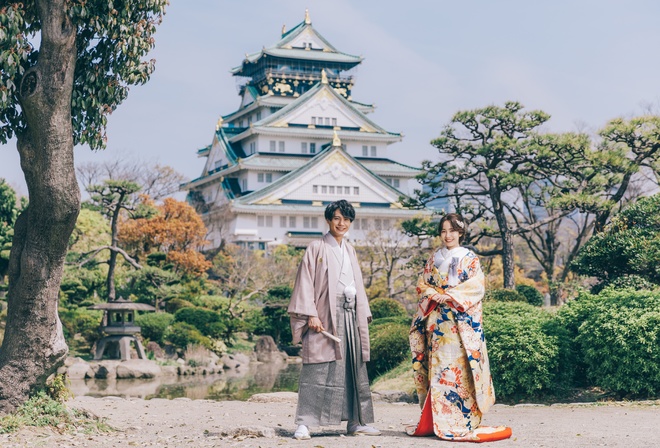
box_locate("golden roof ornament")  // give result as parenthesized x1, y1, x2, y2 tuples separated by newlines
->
(321, 68, 328, 85)
(333, 130, 341, 147)
(305, 9, 311, 25)
(216, 117, 223, 130)
(281, 24, 286, 36)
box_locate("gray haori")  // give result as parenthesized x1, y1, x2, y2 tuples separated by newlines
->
(294, 293, 374, 427)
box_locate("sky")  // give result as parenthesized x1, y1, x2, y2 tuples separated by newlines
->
(2, 0, 660, 197)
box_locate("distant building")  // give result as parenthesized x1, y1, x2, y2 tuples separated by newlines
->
(182, 10, 426, 249)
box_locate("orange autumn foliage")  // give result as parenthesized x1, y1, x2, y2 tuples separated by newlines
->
(119, 197, 211, 276)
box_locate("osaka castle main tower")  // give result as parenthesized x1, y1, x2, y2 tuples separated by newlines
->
(183, 10, 423, 249)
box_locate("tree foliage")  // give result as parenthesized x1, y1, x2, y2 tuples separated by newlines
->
(571, 193, 660, 288)
(0, 179, 25, 283)
(1, 0, 168, 148)
(119, 197, 211, 276)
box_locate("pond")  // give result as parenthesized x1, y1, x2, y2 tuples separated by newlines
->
(68, 361, 302, 401)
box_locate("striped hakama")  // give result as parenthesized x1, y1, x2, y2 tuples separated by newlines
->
(295, 293, 374, 426)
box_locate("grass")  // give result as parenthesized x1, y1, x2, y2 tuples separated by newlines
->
(0, 391, 112, 435)
(371, 359, 415, 394)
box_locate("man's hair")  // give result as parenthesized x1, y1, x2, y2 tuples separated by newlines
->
(324, 199, 356, 222)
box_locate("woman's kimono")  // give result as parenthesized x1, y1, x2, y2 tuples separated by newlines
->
(407, 246, 511, 442)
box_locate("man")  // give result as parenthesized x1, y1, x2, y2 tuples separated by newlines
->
(288, 200, 381, 440)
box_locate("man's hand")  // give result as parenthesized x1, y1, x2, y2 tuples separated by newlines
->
(308, 316, 325, 333)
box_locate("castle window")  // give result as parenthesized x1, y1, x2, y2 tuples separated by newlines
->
(325, 117, 330, 126)
(313, 185, 318, 194)
(266, 216, 273, 227)
(256, 111, 262, 121)
(362, 145, 368, 157)
(344, 186, 351, 194)
(371, 146, 377, 157)
(303, 217, 310, 228)
(266, 173, 272, 183)
(289, 216, 297, 228)
(257, 216, 264, 226)
(322, 186, 327, 194)
(301, 142, 308, 154)
(375, 219, 382, 230)
(310, 143, 316, 154)
(270, 140, 276, 151)
(353, 186, 359, 195)
(311, 217, 318, 228)
(332, 118, 337, 126)
(311, 117, 316, 125)
(278, 141, 285, 152)
(280, 216, 287, 227)
(258, 173, 264, 182)
(329, 186, 335, 194)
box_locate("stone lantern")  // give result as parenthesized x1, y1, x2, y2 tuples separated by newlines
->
(88, 297, 156, 361)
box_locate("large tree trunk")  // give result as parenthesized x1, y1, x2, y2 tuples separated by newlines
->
(0, 0, 79, 414)
(491, 190, 515, 289)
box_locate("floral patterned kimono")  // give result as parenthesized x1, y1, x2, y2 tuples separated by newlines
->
(407, 246, 511, 442)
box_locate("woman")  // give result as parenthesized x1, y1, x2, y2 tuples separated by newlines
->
(407, 213, 511, 442)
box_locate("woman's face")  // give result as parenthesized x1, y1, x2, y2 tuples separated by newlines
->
(441, 220, 460, 250)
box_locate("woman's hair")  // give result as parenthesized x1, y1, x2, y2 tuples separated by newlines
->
(324, 199, 355, 222)
(438, 213, 467, 242)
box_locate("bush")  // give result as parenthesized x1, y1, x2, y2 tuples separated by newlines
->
(369, 297, 408, 320)
(572, 194, 660, 288)
(370, 315, 410, 327)
(58, 307, 102, 354)
(483, 302, 558, 400)
(165, 322, 211, 351)
(485, 288, 526, 303)
(515, 285, 544, 306)
(368, 322, 409, 379)
(574, 289, 660, 397)
(597, 275, 657, 294)
(135, 312, 174, 345)
(164, 298, 194, 314)
(174, 307, 220, 337)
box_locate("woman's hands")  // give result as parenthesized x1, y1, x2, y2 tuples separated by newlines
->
(307, 316, 325, 333)
(432, 293, 451, 304)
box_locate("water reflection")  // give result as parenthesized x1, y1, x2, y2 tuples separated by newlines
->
(68, 361, 302, 401)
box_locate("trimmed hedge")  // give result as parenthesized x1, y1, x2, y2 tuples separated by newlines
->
(369, 297, 408, 320)
(483, 302, 558, 400)
(485, 288, 526, 303)
(515, 285, 544, 306)
(135, 312, 174, 345)
(368, 319, 410, 380)
(570, 290, 660, 397)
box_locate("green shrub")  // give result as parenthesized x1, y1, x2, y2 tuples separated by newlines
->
(58, 307, 102, 353)
(515, 285, 544, 306)
(483, 302, 558, 400)
(370, 315, 410, 328)
(485, 288, 526, 303)
(135, 312, 174, 345)
(369, 297, 408, 319)
(368, 322, 409, 379)
(571, 194, 660, 288)
(174, 307, 219, 336)
(165, 298, 194, 314)
(597, 275, 657, 294)
(165, 322, 211, 350)
(575, 289, 660, 397)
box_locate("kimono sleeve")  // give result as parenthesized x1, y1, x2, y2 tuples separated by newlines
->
(287, 244, 319, 317)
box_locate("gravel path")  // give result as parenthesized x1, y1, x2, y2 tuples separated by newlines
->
(1, 394, 657, 447)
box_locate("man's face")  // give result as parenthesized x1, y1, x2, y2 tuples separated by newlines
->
(327, 209, 352, 239)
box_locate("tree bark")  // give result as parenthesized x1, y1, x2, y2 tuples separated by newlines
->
(0, 0, 79, 413)
(491, 189, 516, 289)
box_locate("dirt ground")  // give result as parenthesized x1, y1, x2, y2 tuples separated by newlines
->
(1, 394, 657, 447)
